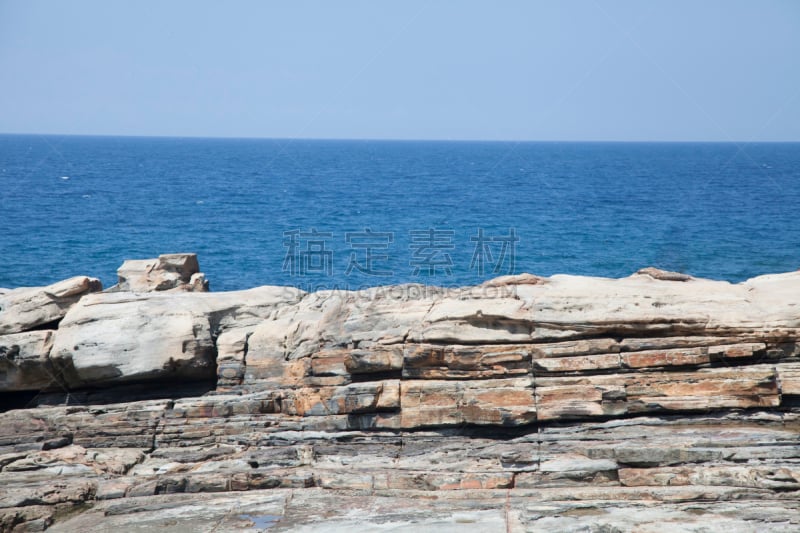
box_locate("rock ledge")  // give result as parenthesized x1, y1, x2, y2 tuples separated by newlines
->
(1, 256, 799, 531)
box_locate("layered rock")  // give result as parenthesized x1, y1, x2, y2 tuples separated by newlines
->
(0, 259, 799, 531)
(113, 253, 208, 292)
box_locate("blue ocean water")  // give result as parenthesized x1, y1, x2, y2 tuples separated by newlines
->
(1, 134, 799, 292)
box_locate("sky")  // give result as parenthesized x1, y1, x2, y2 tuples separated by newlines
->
(0, 0, 798, 141)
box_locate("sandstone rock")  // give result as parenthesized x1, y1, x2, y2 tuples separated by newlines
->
(49, 292, 215, 386)
(114, 253, 208, 292)
(635, 267, 694, 281)
(777, 362, 800, 395)
(214, 327, 251, 388)
(532, 338, 620, 357)
(281, 381, 400, 417)
(0, 276, 101, 335)
(620, 347, 709, 369)
(2, 260, 800, 531)
(38, 489, 800, 533)
(244, 290, 341, 388)
(480, 272, 545, 287)
(707, 342, 767, 361)
(403, 343, 530, 379)
(619, 335, 755, 351)
(0, 331, 57, 392)
(618, 465, 800, 490)
(1, 446, 144, 476)
(344, 345, 404, 375)
(535, 365, 780, 420)
(50, 286, 303, 387)
(533, 352, 620, 373)
(399, 377, 536, 428)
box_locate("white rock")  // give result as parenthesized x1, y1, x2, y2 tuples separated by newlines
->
(115, 253, 208, 292)
(50, 286, 303, 387)
(0, 276, 102, 335)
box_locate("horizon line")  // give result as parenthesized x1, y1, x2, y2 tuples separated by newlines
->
(1, 131, 799, 144)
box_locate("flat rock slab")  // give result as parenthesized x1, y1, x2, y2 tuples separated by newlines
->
(42, 488, 800, 532)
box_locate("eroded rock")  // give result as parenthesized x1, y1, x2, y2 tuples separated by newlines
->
(49, 286, 303, 387)
(114, 253, 208, 293)
(0, 276, 101, 335)
(0, 331, 57, 392)
(1, 260, 800, 531)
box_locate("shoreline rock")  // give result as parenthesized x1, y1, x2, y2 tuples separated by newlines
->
(111, 253, 209, 293)
(0, 255, 799, 531)
(0, 276, 102, 336)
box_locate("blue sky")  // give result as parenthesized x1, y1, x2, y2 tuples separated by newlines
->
(0, 0, 798, 141)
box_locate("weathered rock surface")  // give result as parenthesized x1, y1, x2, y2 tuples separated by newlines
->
(0, 331, 57, 391)
(48, 286, 304, 388)
(0, 276, 101, 335)
(1, 257, 799, 531)
(113, 253, 208, 293)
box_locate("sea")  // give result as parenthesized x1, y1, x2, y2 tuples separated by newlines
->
(1, 134, 799, 292)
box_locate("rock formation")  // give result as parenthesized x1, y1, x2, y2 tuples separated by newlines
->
(0, 257, 798, 531)
(112, 253, 209, 293)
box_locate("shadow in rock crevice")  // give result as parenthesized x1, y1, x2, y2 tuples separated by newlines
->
(0, 378, 218, 412)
